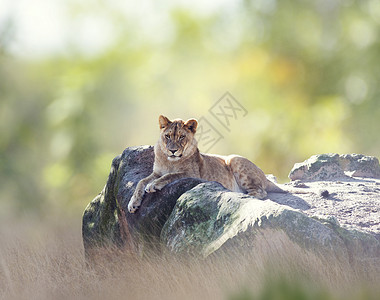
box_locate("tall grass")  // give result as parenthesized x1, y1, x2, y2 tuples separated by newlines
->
(0, 217, 378, 300)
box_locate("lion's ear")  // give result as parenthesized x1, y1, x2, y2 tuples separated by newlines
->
(184, 118, 198, 133)
(159, 115, 172, 129)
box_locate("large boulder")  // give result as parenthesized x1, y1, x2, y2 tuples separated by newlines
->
(82, 147, 380, 266)
(82, 146, 204, 255)
(161, 182, 379, 265)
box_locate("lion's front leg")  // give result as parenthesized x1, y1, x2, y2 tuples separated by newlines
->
(128, 173, 159, 213)
(144, 172, 185, 193)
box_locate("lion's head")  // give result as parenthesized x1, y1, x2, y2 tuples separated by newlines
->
(158, 115, 198, 161)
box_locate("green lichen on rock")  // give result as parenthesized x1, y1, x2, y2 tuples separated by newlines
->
(338, 154, 380, 178)
(162, 183, 241, 255)
(82, 155, 122, 252)
(161, 182, 379, 261)
(82, 146, 207, 256)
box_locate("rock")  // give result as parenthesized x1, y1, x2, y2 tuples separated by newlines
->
(318, 189, 329, 198)
(83, 147, 380, 265)
(82, 154, 123, 254)
(339, 154, 380, 179)
(124, 176, 205, 250)
(289, 153, 380, 181)
(289, 180, 309, 188)
(266, 174, 278, 183)
(289, 154, 347, 181)
(161, 182, 379, 262)
(82, 146, 205, 255)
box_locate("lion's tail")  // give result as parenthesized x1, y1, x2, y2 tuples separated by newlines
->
(266, 179, 312, 195)
(265, 179, 287, 193)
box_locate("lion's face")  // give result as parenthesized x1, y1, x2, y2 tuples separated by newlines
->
(158, 115, 198, 161)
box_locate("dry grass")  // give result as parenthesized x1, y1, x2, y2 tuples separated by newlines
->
(0, 217, 379, 300)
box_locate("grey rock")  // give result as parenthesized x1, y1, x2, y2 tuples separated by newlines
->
(83, 147, 380, 265)
(266, 174, 278, 183)
(319, 189, 329, 198)
(339, 154, 380, 178)
(82, 154, 123, 254)
(289, 153, 380, 181)
(290, 180, 309, 188)
(82, 146, 205, 255)
(161, 182, 379, 262)
(289, 154, 347, 181)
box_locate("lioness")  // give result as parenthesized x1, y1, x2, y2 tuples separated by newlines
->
(128, 115, 286, 213)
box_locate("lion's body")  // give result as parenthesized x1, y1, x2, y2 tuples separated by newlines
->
(155, 148, 244, 193)
(128, 115, 284, 213)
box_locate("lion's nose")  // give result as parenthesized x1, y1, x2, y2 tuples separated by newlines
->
(169, 149, 177, 154)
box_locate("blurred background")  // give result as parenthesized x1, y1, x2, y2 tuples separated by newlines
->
(0, 0, 379, 220)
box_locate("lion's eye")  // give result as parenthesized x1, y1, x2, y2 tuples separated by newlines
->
(165, 134, 170, 140)
(179, 135, 185, 140)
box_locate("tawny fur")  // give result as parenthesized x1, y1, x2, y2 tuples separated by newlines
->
(128, 115, 287, 213)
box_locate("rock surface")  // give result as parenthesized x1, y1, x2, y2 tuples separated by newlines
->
(162, 182, 379, 262)
(82, 146, 205, 253)
(281, 179, 380, 237)
(82, 147, 380, 263)
(289, 153, 380, 181)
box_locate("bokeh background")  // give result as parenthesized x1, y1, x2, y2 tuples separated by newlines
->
(1, 0, 379, 221)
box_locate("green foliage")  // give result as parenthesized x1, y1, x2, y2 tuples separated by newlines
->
(229, 279, 331, 300)
(229, 277, 378, 300)
(0, 0, 379, 217)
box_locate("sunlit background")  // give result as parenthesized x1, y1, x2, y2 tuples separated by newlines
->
(1, 0, 379, 220)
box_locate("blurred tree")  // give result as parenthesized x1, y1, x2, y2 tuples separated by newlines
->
(0, 0, 379, 217)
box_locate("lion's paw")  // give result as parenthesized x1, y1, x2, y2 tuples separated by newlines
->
(145, 181, 158, 193)
(128, 195, 141, 213)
